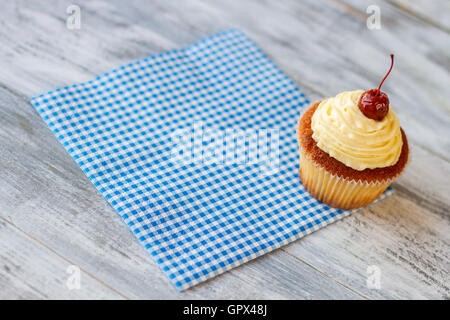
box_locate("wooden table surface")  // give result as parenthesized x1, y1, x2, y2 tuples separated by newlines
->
(0, 0, 449, 300)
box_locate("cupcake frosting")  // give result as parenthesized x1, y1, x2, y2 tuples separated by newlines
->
(311, 90, 403, 171)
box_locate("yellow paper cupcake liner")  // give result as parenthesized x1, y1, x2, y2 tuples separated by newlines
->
(298, 147, 391, 209)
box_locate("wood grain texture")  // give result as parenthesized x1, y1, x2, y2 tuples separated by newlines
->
(0, 0, 449, 299)
(387, 0, 450, 33)
(0, 218, 124, 299)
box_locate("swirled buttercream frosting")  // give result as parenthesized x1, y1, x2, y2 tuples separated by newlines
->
(310, 90, 403, 171)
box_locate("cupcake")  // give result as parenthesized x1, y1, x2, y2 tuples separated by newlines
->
(298, 55, 409, 209)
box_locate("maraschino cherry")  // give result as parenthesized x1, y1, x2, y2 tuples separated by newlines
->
(358, 54, 394, 121)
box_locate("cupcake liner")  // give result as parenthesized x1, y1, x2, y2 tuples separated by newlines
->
(298, 147, 390, 209)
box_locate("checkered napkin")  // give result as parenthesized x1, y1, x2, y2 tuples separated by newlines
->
(30, 29, 392, 290)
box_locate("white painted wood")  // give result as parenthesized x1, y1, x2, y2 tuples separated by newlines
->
(2, 0, 448, 159)
(387, 0, 450, 32)
(0, 218, 124, 299)
(0, 0, 448, 299)
(284, 186, 450, 299)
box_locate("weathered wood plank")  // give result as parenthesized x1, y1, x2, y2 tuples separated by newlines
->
(0, 217, 124, 299)
(0, 0, 448, 299)
(284, 188, 450, 299)
(387, 0, 450, 33)
(0, 0, 449, 160)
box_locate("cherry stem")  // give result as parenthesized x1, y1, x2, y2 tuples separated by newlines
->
(377, 54, 394, 94)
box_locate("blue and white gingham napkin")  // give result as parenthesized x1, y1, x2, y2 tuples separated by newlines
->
(30, 29, 392, 290)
